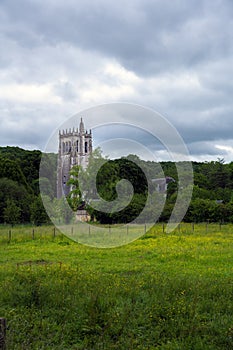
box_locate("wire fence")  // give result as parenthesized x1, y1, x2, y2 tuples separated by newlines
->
(0, 222, 231, 244)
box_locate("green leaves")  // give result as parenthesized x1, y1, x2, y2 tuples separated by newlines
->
(30, 196, 50, 226)
(3, 199, 21, 226)
(67, 165, 83, 211)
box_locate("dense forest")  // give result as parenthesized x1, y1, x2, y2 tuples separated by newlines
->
(0, 146, 55, 225)
(1, 146, 233, 225)
(68, 151, 233, 224)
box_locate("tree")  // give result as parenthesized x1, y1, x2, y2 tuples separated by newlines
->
(3, 199, 21, 225)
(0, 156, 29, 189)
(0, 178, 31, 223)
(67, 165, 83, 211)
(30, 196, 50, 226)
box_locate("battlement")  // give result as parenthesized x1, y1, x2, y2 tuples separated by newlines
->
(59, 128, 92, 136)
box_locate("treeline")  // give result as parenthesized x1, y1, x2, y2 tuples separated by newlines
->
(69, 152, 233, 224)
(0, 147, 56, 226)
(1, 146, 233, 225)
(163, 159, 233, 223)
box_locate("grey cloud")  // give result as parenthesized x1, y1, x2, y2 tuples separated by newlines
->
(53, 81, 77, 101)
(1, 0, 233, 161)
(172, 108, 233, 144)
(0, 101, 74, 150)
(1, 0, 232, 75)
(1, 0, 233, 82)
(187, 141, 227, 156)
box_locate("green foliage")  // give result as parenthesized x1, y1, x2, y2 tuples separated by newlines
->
(58, 197, 74, 224)
(70, 154, 149, 224)
(0, 146, 42, 190)
(39, 177, 54, 199)
(0, 178, 31, 223)
(67, 165, 83, 211)
(30, 196, 51, 226)
(0, 147, 56, 225)
(3, 199, 21, 225)
(2, 146, 233, 224)
(0, 155, 29, 189)
(69, 153, 233, 224)
(39, 152, 57, 197)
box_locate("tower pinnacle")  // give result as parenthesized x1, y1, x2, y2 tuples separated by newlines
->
(79, 117, 85, 133)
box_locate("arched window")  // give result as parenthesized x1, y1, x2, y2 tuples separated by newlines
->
(76, 140, 79, 152)
(68, 141, 71, 152)
(63, 175, 66, 184)
(62, 142, 65, 153)
(85, 141, 88, 153)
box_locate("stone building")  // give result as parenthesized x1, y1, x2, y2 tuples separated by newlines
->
(57, 118, 92, 198)
(151, 176, 175, 193)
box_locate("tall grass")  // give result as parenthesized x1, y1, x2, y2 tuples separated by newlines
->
(0, 223, 232, 349)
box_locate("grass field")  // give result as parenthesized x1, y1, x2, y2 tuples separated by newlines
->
(0, 223, 233, 349)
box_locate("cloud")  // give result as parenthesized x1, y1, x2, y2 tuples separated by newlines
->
(0, 83, 62, 103)
(0, 0, 233, 161)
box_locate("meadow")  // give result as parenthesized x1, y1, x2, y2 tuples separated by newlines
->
(0, 223, 233, 349)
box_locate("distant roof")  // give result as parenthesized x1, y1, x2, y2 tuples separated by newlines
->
(151, 176, 175, 184)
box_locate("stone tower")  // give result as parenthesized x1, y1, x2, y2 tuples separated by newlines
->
(57, 118, 92, 198)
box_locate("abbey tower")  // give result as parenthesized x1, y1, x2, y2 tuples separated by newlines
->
(57, 118, 92, 198)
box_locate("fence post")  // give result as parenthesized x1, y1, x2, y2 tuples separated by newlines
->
(32, 228, 35, 240)
(162, 223, 165, 233)
(53, 227, 56, 238)
(127, 225, 129, 235)
(0, 318, 6, 349)
(109, 225, 111, 234)
(144, 223, 146, 234)
(8, 229, 11, 243)
(192, 222, 194, 232)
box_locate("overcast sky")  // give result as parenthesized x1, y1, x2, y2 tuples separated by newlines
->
(1, 0, 233, 162)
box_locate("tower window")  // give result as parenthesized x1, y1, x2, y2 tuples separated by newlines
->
(85, 141, 88, 153)
(76, 140, 79, 152)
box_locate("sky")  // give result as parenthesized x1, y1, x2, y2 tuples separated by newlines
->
(1, 0, 233, 162)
